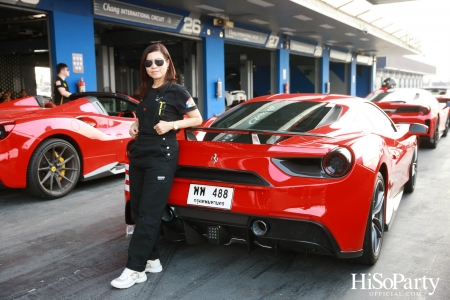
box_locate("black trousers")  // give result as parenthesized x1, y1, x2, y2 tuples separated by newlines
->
(126, 135, 178, 272)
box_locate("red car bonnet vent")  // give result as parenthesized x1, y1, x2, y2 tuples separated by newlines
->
(419, 105, 430, 115)
(0, 121, 15, 140)
(322, 147, 353, 178)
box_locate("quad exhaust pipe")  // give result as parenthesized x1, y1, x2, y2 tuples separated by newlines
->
(251, 220, 269, 236)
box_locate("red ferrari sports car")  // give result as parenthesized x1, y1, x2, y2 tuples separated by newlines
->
(124, 93, 427, 265)
(366, 79, 450, 149)
(0, 92, 139, 199)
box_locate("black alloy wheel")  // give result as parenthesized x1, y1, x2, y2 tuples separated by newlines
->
(359, 173, 385, 265)
(404, 144, 418, 193)
(429, 119, 439, 149)
(26, 138, 81, 199)
(442, 116, 449, 137)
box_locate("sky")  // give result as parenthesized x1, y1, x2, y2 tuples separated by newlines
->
(373, 0, 450, 81)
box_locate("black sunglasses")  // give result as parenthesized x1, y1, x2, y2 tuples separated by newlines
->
(144, 58, 166, 68)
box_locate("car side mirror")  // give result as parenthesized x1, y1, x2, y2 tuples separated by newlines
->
(409, 123, 428, 134)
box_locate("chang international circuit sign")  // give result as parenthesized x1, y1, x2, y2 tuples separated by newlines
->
(224, 28, 268, 45)
(0, 0, 39, 6)
(93, 0, 183, 29)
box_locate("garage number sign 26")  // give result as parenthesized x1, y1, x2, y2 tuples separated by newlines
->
(181, 17, 201, 35)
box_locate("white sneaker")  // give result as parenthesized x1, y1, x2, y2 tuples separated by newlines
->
(145, 259, 163, 273)
(111, 268, 147, 289)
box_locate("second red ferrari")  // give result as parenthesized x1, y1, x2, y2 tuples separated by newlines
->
(366, 78, 450, 148)
(0, 92, 139, 199)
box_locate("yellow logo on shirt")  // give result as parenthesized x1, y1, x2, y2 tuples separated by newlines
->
(159, 101, 166, 115)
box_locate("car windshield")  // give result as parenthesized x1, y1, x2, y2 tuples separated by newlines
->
(366, 89, 419, 102)
(425, 88, 447, 96)
(205, 101, 341, 144)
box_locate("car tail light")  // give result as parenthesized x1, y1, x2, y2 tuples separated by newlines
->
(0, 122, 15, 140)
(419, 105, 430, 115)
(322, 148, 352, 178)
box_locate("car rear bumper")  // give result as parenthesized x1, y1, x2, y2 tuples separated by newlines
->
(158, 205, 362, 258)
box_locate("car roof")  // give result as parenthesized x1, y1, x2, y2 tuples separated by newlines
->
(247, 93, 362, 106)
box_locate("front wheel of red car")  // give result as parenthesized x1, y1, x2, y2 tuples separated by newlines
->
(404, 144, 418, 193)
(26, 138, 81, 199)
(359, 173, 385, 265)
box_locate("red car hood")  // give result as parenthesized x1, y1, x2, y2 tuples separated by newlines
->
(0, 97, 47, 119)
(0, 107, 44, 119)
(0, 98, 95, 121)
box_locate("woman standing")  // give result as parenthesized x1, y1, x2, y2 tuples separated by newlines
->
(111, 43, 202, 289)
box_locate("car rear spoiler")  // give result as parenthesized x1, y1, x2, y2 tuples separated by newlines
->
(184, 127, 333, 144)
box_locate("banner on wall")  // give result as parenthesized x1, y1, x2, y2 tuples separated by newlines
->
(93, 0, 183, 29)
(0, 0, 39, 6)
(224, 28, 269, 46)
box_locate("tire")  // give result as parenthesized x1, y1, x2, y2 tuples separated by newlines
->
(404, 144, 418, 193)
(442, 116, 449, 137)
(359, 173, 385, 265)
(428, 119, 439, 149)
(26, 138, 81, 199)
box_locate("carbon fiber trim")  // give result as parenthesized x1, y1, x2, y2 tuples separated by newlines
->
(175, 166, 272, 187)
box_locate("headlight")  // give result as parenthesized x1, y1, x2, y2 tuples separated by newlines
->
(322, 147, 353, 177)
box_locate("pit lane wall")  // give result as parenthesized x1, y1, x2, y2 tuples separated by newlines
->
(1, 0, 378, 118)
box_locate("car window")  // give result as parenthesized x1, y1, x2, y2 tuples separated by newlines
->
(207, 101, 340, 143)
(211, 101, 336, 132)
(361, 103, 396, 133)
(98, 97, 136, 117)
(425, 88, 447, 96)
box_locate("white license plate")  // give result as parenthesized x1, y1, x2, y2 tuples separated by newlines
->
(187, 184, 234, 210)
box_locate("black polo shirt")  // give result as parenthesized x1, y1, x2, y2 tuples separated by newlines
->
(53, 76, 70, 105)
(136, 83, 197, 137)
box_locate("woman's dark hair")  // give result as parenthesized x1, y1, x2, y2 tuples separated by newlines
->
(135, 43, 177, 99)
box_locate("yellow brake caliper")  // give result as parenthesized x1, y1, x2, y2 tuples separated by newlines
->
(53, 151, 66, 181)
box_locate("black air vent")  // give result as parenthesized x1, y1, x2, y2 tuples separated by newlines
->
(395, 107, 420, 113)
(175, 167, 271, 186)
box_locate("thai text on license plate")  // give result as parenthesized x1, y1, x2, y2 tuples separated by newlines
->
(187, 184, 234, 210)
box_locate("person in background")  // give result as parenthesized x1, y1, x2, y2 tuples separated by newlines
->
(19, 89, 27, 98)
(0, 89, 3, 101)
(110, 43, 202, 289)
(53, 63, 72, 105)
(2, 90, 12, 102)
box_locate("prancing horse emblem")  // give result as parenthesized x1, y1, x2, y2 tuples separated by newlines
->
(211, 153, 218, 164)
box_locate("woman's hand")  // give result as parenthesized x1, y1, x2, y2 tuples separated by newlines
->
(154, 120, 174, 135)
(129, 122, 139, 139)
